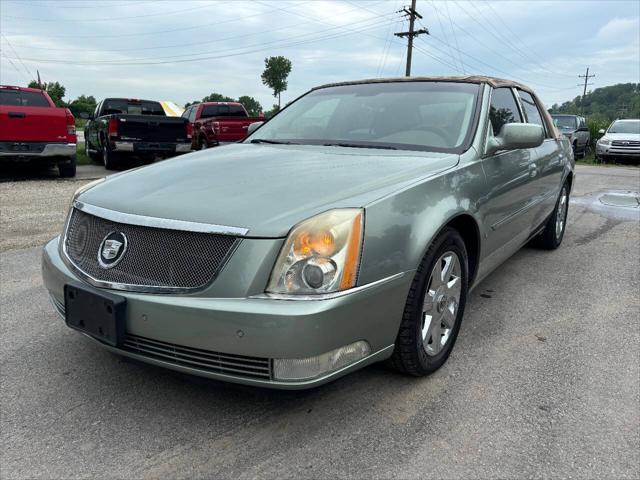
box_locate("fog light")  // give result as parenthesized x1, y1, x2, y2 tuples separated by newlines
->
(273, 341, 371, 381)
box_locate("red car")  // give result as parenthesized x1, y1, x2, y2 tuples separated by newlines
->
(182, 102, 264, 149)
(0, 85, 77, 177)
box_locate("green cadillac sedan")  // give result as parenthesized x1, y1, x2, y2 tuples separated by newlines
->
(42, 76, 574, 389)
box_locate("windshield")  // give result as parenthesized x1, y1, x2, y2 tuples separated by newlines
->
(552, 116, 577, 129)
(608, 120, 640, 134)
(102, 99, 165, 116)
(246, 82, 480, 153)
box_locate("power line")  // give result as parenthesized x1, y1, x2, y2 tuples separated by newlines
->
(2, 17, 395, 66)
(444, 1, 465, 74)
(0, 3, 215, 22)
(0, 52, 30, 84)
(2, 0, 153, 8)
(394, 0, 429, 76)
(480, 0, 575, 78)
(1, 2, 304, 38)
(0, 34, 34, 80)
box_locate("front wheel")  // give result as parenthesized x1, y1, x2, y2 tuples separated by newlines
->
(390, 227, 469, 376)
(532, 184, 569, 250)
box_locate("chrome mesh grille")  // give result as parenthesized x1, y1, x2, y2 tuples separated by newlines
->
(611, 140, 640, 147)
(64, 208, 238, 291)
(123, 334, 272, 379)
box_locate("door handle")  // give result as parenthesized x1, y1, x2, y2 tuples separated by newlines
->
(8, 112, 26, 118)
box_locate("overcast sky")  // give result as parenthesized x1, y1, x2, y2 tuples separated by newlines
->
(1, 0, 638, 110)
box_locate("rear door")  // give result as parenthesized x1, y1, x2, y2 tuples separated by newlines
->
(517, 89, 564, 226)
(479, 87, 540, 270)
(0, 89, 68, 142)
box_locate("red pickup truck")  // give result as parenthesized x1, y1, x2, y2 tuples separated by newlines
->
(0, 85, 77, 177)
(181, 102, 264, 149)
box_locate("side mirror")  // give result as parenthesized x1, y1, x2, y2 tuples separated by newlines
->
(247, 121, 264, 136)
(486, 123, 544, 155)
(79, 112, 92, 120)
(598, 129, 605, 135)
(258, 112, 265, 119)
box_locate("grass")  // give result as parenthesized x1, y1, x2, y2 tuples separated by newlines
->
(76, 142, 91, 165)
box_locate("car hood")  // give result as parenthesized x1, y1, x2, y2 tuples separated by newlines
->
(80, 143, 458, 237)
(604, 133, 640, 141)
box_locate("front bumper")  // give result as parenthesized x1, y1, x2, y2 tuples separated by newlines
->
(596, 143, 640, 158)
(42, 237, 411, 389)
(0, 142, 76, 159)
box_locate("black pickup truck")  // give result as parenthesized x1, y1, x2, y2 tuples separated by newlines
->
(84, 98, 192, 169)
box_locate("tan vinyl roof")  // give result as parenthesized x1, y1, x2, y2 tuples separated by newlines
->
(314, 75, 534, 93)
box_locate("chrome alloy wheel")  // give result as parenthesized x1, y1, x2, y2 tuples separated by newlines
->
(422, 251, 462, 356)
(555, 187, 568, 240)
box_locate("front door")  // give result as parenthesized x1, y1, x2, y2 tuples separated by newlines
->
(478, 87, 540, 277)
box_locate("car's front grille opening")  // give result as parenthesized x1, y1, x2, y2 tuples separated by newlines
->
(64, 208, 239, 292)
(122, 334, 272, 379)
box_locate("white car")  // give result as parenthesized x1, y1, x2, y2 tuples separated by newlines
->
(596, 119, 640, 163)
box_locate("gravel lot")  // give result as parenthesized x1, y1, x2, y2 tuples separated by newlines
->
(1, 164, 639, 479)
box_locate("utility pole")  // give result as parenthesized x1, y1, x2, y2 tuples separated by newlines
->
(577, 67, 595, 114)
(394, 0, 429, 77)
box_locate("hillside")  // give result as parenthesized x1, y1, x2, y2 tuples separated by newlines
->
(549, 83, 639, 121)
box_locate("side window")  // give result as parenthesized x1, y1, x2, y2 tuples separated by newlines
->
(190, 107, 198, 122)
(181, 107, 190, 119)
(489, 88, 522, 136)
(518, 90, 548, 137)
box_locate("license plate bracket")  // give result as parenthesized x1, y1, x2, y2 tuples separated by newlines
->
(64, 283, 126, 347)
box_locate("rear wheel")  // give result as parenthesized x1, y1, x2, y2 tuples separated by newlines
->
(102, 144, 119, 170)
(532, 184, 569, 250)
(58, 155, 76, 178)
(390, 227, 469, 376)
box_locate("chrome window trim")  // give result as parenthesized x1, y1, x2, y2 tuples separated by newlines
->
(61, 204, 243, 294)
(73, 201, 249, 236)
(250, 272, 406, 301)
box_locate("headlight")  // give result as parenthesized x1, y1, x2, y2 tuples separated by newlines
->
(598, 137, 611, 146)
(266, 208, 364, 295)
(69, 177, 105, 208)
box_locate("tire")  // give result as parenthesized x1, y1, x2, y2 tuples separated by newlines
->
(85, 140, 99, 162)
(389, 227, 469, 376)
(102, 144, 119, 170)
(531, 183, 569, 250)
(58, 155, 77, 178)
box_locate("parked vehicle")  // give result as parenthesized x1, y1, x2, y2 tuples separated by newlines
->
(43, 77, 574, 389)
(0, 85, 77, 177)
(551, 114, 590, 158)
(182, 102, 263, 149)
(596, 119, 640, 163)
(84, 98, 191, 170)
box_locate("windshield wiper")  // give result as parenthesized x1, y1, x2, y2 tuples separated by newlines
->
(322, 142, 397, 150)
(250, 139, 297, 145)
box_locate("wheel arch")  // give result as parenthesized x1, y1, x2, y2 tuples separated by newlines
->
(442, 213, 481, 286)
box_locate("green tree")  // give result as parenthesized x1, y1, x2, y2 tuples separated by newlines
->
(264, 104, 280, 119)
(28, 80, 66, 107)
(202, 92, 235, 103)
(261, 56, 292, 109)
(237, 95, 262, 116)
(549, 83, 639, 121)
(68, 94, 96, 116)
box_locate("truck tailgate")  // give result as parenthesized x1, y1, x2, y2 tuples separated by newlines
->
(0, 105, 68, 142)
(116, 115, 188, 143)
(215, 118, 253, 142)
